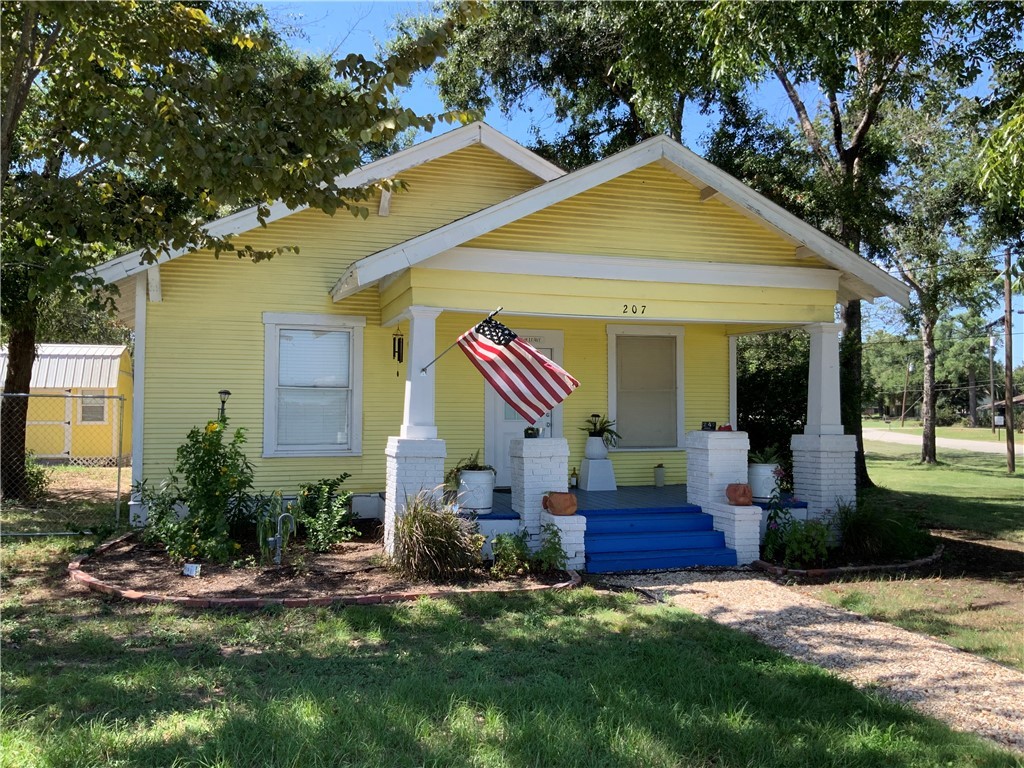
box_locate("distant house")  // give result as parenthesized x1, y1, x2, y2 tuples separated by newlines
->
(0, 344, 133, 465)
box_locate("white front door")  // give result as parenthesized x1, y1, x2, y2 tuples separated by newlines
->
(485, 330, 565, 487)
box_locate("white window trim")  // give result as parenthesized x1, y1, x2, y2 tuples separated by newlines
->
(606, 324, 685, 451)
(78, 389, 109, 425)
(263, 312, 365, 458)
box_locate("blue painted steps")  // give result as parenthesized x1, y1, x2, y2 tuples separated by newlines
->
(580, 506, 737, 573)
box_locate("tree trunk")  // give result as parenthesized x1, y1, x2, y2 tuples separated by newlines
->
(968, 369, 978, 428)
(1, 322, 38, 500)
(840, 299, 873, 489)
(920, 315, 937, 464)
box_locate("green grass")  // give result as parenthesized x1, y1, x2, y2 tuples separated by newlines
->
(806, 576, 1024, 672)
(0, 466, 125, 534)
(2, 539, 1019, 768)
(864, 441, 1023, 543)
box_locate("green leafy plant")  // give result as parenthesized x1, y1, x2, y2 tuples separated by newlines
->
(532, 523, 568, 573)
(490, 529, 532, 579)
(393, 491, 484, 581)
(581, 413, 621, 447)
(254, 491, 287, 565)
(761, 489, 828, 569)
(443, 451, 495, 492)
(137, 418, 253, 563)
(22, 451, 51, 502)
(293, 474, 357, 552)
(749, 445, 783, 464)
(834, 498, 931, 564)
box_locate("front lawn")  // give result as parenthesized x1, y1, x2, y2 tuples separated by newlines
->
(1, 538, 1019, 768)
(864, 423, 1013, 444)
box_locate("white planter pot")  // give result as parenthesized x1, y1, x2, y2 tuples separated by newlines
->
(748, 463, 779, 501)
(458, 469, 495, 514)
(584, 436, 609, 459)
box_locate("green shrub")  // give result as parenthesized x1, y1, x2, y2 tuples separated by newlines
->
(533, 523, 567, 573)
(834, 499, 931, 564)
(393, 492, 483, 581)
(293, 475, 357, 552)
(780, 518, 830, 569)
(138, 418, 253, 563)
(23, 451, 51, 501)
(491, 529, 531, 578)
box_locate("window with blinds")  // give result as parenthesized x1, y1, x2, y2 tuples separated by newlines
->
(262, 313, 365, 457)
(276, 329, 351, 448)
(615, 335, 677, 448)
(80, 390, 107, 423)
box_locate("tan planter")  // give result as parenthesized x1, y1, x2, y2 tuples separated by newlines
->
(542, 492, 578, 516)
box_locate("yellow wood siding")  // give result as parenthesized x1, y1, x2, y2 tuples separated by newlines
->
(143, 147, 544, 492)
(467, 163, 829, 269)
(383, 268, 836, 325)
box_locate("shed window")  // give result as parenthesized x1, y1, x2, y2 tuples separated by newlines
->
(607, 325, 685, 450)
(80, 390, 107, 423)
(263, 313, 364, 457)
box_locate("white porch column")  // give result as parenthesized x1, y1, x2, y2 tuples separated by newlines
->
(803, 322, 844, 436)
(510, 437, 569, 542)
(401, 306, 443, 439)
(792, 322, 856, 520)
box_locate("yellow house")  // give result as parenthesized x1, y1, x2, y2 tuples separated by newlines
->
(91, 123, 908, 570)
(0, 344, 133, 465)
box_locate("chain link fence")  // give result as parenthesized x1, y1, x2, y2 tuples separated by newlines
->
(1, 392, 129, 535)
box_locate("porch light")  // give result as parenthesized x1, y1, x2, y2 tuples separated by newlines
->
(218, 389, 232, 420)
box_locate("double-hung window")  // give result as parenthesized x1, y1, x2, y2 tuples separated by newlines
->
(607, 325, 685, 449)
(80, 390, 107, 424)
(263, 313, 364, 457)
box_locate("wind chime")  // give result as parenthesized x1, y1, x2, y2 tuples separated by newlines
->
(392, 327, 404, 376)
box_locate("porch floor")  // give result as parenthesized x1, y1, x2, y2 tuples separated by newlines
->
(490, 484, 689, 516)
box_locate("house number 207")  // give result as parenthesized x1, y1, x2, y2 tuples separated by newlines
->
(622, 304, 646, 315)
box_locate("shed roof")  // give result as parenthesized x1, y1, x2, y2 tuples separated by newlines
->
(0, 345, 129, 390)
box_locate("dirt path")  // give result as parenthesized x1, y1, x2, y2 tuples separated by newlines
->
(602, 569, 1024, 754)
(863, 428, 1008, 454)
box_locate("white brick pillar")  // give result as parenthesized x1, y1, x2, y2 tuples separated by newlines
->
(791, 433, 856, 522)
(685, 430, 761, 565)
(684, 430, 750, 508)
(793, 322, 856, 521)
(510, 437, 569, 541)
(383, 437, 446, 555)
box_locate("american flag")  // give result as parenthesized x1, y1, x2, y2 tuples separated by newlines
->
(457, 318, 579, 424)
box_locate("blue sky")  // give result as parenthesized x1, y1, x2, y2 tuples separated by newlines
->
(270, 1, 1022, 367)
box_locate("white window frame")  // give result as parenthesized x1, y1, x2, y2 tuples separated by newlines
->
(263, 312, 365, 458)
(78, 389, 108, 425)
(606, 324, 685, 451)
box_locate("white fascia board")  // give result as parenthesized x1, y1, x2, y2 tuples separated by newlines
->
(89, 122, 560, 286)
(330, 141, 666, 301)
(427, 247, 841, 292)
(656, 139, 911, 306)
(145, 265, 162, 302)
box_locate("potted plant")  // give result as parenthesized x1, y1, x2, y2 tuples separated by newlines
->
(748, 445, 782, 501)
(444, 451, 496, 515)
(580, 413, 621, 459)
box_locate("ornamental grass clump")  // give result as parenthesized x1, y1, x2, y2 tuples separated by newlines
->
(393, 491, 483, 581)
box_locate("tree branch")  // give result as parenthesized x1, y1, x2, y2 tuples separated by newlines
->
(827, 88, 845, 160)
(773, 63, 839, 182)
(1, 5, 40, 188)
(848, 53, 904, 159)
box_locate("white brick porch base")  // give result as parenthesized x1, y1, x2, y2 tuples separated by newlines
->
(383, 437, 446, 555)
(791, 433, 856, 522)
(541, 511, 586, 570)
(510, 437, 569, 544)
(684, 430, 761, 565)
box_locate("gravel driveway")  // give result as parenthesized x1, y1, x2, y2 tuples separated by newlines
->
(601, 569, 1024, 754)
(863, 427, 1008, 454)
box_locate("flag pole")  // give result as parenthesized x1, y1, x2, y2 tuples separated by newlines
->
(419, 307, 502, 375)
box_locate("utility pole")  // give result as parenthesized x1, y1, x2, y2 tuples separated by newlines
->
(989, 331, 998, 434)
(1004, 249, 1015, 473)
(900, 360, 913, 427)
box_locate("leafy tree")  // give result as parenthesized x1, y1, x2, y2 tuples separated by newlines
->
(735, 331, 809, 455)
(391, 0, 729, 168)
(0, 0, 467, 498)
(879, 90, 1000, 462)
(934, 314, 996, 427)
(862, 330, 919, 420)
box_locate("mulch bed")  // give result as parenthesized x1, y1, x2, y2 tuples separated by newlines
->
(72, 530, 574, 605)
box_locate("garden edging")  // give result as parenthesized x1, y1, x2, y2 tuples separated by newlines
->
(751, 544, 945, 579)
(67, 532, 582, 608)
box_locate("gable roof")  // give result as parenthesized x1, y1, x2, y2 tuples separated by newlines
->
(0, 345, 128, 390)
(331, 134, 910, 307)
(89, 122, 565, 286)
